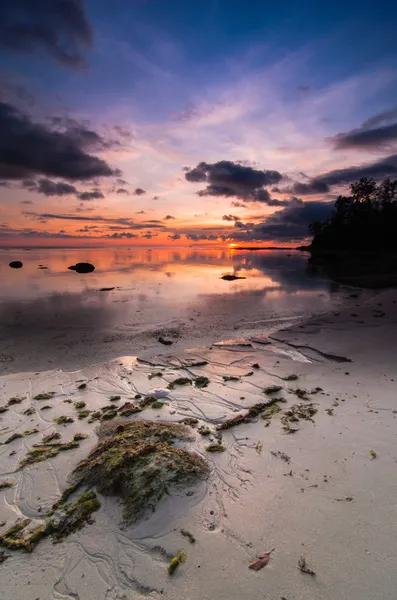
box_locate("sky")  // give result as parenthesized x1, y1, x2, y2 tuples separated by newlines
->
(1, 0, 397, 247)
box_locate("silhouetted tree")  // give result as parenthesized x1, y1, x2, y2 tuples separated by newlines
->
(310, 178, 397, 251)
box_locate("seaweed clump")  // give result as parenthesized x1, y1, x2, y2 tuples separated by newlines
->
(53, 416, 74, 425)
(4, 429, 39, 444)
(0, 480, 15, 490)
(7, 396, 25, 406)
(281, 402, 317, 433)
(264, 385, 283, 395)
(167, 378, 192, 390)
(205, 443, 225, 452)
(168, 549, 187, 575)
(74, 401, 86, 409)
(216, 398, 284, 431)
(19, 439, 80, 468)
(0, 491, 100, 552)
(34, 392, 55, 400)
(70, 420, 208, 524)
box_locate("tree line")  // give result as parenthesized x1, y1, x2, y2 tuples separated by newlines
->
(310, 178, 397, 251)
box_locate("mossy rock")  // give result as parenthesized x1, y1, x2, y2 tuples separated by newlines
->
(205, 443, 226, 452)
(0, 491, 100, 552)
(74, 401, 86, 409)
(264, 385, 283, 395)
(3, 429, 39, 444)
(70, 420, 209, 524)
(20, 440, 80, 468)
(34, 392, 55, 401)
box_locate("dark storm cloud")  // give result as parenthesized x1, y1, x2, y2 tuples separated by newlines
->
(106, 232, 138, 239)
(78, 190, 104, 200)
(361, 107, 397, 129)
(134, 188, 146, 195)
(286, 180, 330, 195)
(168, 233, 181, 240)
(0, 101, 118, 182)
(315, 153, 397, 186)
(230, 199, 334, 242)
(164, 215, 175, 220)
(333, 123, 397, 150)
(116, 188, 129, 194)
(222, 214, 239, 221)
(286, 153, 397, 195)
(330, 107, 397, 150)
(185, 160, 283, 204)
(0, 0, 92, 68)
(185, 232, 219, 241)
(24, 211, 166, 230)
(37, 178, 78, 196)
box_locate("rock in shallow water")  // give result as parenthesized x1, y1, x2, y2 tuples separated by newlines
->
(9, 261, 23, 269)
(68, 262, 95, 273)
(220, 274, 246, 281)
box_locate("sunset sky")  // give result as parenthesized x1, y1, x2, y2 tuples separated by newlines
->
(1, 0, 397, 246)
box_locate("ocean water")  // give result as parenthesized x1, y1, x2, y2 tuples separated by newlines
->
(0, 246, 354, 371)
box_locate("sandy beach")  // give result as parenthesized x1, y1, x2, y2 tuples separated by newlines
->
(1, 287, 397, 599)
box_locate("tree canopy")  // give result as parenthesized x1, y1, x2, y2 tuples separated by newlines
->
(310, 178, 397, 250)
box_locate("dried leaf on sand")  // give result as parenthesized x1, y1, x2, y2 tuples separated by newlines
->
(249, 549, 274, 571)
(298, 556, 316, 576)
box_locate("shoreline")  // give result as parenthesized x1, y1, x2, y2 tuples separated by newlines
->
(0, 285, 377, 376)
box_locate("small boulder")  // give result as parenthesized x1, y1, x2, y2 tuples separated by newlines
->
(9, 261, 23, 269)
(68, 262, 95, 274)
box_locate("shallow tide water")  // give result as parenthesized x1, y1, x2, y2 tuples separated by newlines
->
(0, 246, 359, 372)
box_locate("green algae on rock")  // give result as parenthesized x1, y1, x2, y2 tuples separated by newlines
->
(168, 549, 187, 575)
(0, 491, 101, 552)
(151, 401, 164, 409)
(53, 416, 74, 425)
(194, 376, 210, 388)
(20, 440, 80, 468)
(0, 480, 15, 490)
(167, 378, 192, 389)
(3, 429, 39, 445)
(264, 385, 283, 395)
(42, 432, 61, 444)
(7, 396, 25, 406)
(216, 398, 284, 431)
(78, 409, 91, 419)
(198, 426, 211, 436)
(70, 420, 208, 524)
(282, 374, 299, 381)
(34, 392, 55, 400)
(205, 443, 226, 452)
(74, 401, 86, 409)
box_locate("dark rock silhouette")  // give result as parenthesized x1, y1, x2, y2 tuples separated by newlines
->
(158, 336, 173, 345)
(68, 263, 95, 273)
(9, 261, 23, 269)
(221, 274, 246, 281)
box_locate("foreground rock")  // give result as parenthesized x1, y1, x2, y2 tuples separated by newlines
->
(70, 420, 208, 524)
(68, 262, 95, 274)
(9, 261, 23, 269)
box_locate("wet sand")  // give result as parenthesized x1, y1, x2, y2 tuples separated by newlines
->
(1, 290, 397, 599)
